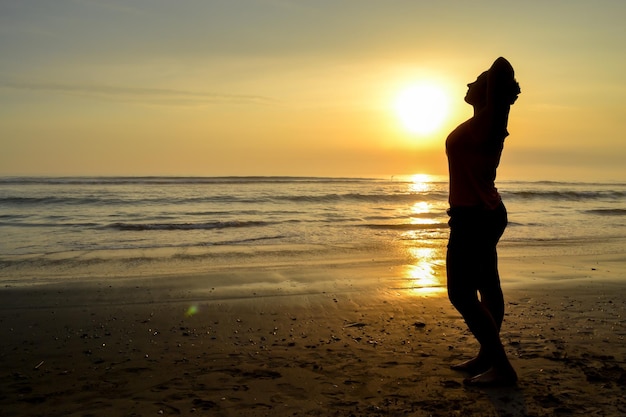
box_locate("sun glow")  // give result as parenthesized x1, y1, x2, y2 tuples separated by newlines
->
(395, 83, 450, 135)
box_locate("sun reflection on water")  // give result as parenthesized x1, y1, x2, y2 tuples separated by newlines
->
(408, 174, 432, 193)
(403, 244, 446, 296)
(393, 174, 448, 296)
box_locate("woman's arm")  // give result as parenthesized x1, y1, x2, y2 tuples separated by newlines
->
(487, 57, 515, 108)
(475, 57, 515, 145)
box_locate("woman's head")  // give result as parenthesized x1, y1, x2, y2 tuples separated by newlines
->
(465, 58, 521, 108)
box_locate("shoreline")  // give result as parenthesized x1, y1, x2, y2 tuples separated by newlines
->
(1, 251, 626, 416)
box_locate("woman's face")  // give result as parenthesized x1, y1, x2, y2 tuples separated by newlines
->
(464, 71, 488, 107)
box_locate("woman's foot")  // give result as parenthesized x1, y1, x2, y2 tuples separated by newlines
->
(450, 356, 491, 376)
(463, 366, 518, 387)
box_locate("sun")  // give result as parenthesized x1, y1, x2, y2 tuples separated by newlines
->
(395, 83, 450, 135)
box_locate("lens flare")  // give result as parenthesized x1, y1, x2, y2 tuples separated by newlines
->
(185, 305, 199, 317)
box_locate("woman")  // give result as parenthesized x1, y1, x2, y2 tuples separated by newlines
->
(445, 57, 521, 386)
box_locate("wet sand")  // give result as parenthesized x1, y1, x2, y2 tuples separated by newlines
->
(1, 253, 626, 416)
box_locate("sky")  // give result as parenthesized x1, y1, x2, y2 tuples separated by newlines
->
(1, 0, 625, 181)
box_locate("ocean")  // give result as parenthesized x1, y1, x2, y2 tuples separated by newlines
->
(1, 176, 625, 285)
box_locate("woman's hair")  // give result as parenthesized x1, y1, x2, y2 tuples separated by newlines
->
(489, 57, 521, 105)
(506, 79, 521, 105)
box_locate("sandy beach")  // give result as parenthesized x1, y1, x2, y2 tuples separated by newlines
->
(1, 251, 626, 417)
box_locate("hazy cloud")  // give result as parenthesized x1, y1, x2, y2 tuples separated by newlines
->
(2, 80, 275, 106)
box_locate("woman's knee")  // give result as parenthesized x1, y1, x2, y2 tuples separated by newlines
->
(448, 286, 480, 314)
(479, 285, 503, 304)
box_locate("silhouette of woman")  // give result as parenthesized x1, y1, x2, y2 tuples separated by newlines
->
(445, 57, 521, 386)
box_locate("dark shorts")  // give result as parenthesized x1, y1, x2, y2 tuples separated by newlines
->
(447, 202, 507, 251)
(446, 202, 507, 292)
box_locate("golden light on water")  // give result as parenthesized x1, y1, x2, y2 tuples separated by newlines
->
(410, 201, 437, 223)
(407, 174, 441, 229)
(408, 174, 431, 193)
(404, 247, 446, 296)
(391, 174, 447, 297)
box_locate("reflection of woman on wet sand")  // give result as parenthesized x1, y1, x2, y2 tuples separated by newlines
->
(446, 57, 521, 386)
